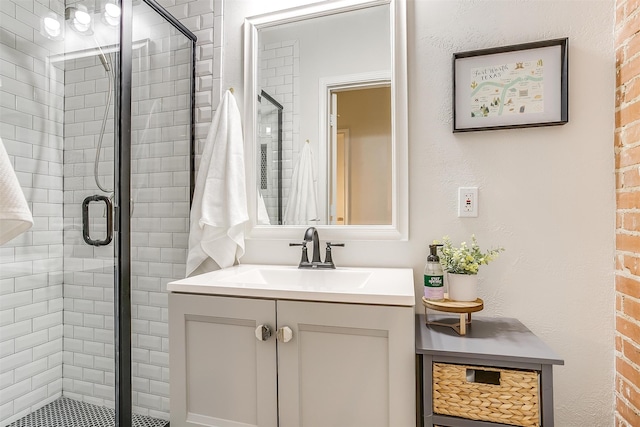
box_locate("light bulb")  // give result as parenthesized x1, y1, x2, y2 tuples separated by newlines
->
(64, 5, 94, 34)
(103, 2, 121, 26)
(43, 16, 61, 37)
(73, 9, 92, 32)
(105, 2, 121, 18)
(74, 9, 91, 25)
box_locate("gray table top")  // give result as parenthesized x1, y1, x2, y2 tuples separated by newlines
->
(416, 314, 564, 366)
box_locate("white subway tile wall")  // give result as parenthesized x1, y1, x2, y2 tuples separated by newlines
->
(60, 3, 198, 420)
(1, 0, 220, 425)
(0, 0, 66, 424)
(259, 40, 299, 224)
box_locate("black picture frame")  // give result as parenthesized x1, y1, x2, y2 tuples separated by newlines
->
(453, 38, 568, 132)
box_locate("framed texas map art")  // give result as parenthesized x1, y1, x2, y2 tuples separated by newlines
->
(453, 38, 568, 132)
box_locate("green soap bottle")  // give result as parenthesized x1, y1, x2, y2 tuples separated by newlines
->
(424, 244, 444, 301)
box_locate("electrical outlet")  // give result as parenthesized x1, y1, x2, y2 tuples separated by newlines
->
(458, 187, 478, 217)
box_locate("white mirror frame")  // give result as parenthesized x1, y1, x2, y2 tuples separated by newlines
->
(243, 0, 408, 241)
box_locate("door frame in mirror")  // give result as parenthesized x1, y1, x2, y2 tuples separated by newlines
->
(243, 0, 408, 241)
(319, 71, 392, 226)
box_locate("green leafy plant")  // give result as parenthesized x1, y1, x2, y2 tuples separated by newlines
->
(435, 235, 504, 275)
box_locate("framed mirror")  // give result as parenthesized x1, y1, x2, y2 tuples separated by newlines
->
(244, 0, 407, 241)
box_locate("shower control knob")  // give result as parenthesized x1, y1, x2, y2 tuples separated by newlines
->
(255, 324, 272, 341)
(277, 326, 293, 343)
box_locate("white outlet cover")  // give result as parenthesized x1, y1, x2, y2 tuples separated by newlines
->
(458, 187, 478, 217)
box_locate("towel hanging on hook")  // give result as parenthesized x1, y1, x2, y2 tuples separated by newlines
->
(284, 142, 318, 225)
(186, 89, 248, 276)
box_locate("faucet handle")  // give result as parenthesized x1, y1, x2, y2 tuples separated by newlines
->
(289, 241, 309, 265)
(324, 242, 345, 268)
(326, 242, 345, 248)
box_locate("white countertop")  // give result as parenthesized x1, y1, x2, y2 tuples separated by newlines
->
(167, 264, 415, 306)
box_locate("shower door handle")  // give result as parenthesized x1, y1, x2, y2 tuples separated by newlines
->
(82, 195, 113, 246)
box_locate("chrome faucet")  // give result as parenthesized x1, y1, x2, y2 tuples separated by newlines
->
(289, 227, 344, 269)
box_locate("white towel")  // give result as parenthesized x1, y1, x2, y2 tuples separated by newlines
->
(284, 143, 319, 225)
(0, 137, 33, 245)
(257, 192, 271, 225)
(186, 90, 248, 276)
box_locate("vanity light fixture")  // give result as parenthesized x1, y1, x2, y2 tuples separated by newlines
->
(102, 0, 121, 26)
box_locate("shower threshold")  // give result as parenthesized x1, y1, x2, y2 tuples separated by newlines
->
(8, 397, 168, 427)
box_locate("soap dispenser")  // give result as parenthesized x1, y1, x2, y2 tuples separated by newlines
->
(424, 244, 444, 301)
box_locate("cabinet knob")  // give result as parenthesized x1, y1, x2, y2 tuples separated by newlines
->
(255, 324, 272, 341)
(277, 326, 293, 343)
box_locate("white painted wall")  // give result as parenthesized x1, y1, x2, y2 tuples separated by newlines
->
(223, 0, 616, 425)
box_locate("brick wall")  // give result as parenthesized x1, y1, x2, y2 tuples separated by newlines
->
(615, 1, 640, 426)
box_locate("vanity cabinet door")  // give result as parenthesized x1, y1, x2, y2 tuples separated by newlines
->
(169, 294, 278, 427)
(276, 300, 415, 427)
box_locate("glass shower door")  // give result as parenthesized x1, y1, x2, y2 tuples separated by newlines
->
(61, 0, 120, 421)
(127, 0, 194, 421)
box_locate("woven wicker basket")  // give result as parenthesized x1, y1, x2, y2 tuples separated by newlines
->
(433, 363, 540, 427)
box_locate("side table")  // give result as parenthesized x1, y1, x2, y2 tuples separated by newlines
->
(415, 314, 564, 427)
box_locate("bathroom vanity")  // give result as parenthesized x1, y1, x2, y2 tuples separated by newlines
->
(167, 264, 416, 427)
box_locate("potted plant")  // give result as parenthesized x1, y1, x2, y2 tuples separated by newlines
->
(435, 235, 504, 301)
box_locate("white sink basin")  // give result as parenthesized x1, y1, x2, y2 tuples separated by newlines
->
(167, 264, 415, 306)
(224, 268, 372, 290)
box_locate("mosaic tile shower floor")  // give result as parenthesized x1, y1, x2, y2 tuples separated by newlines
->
(8, 397, 169, 427)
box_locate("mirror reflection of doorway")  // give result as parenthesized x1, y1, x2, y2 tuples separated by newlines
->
(335, 130, 349, 225)
(330, 85, 392, 225)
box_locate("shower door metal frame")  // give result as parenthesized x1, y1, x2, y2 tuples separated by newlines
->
(259, 90, 284, 224)
(115, 0, 132, 423)
(116, 1, 197, 425)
